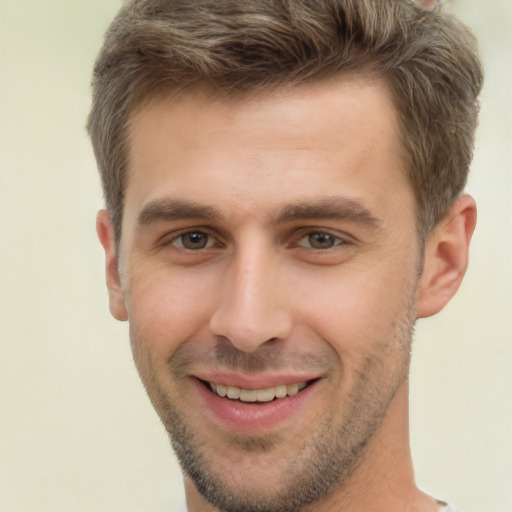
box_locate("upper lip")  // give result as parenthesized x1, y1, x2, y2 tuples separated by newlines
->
(193, 371, 321, 389)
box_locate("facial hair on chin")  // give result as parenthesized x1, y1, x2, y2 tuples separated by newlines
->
(131, 295, 416, 512)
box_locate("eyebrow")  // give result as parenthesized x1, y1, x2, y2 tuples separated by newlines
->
(137, 198, 225, 226)
(136, 196, 382, 230)
(273, 197, 382, 229)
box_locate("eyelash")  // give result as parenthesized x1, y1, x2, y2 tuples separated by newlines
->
(166, 229, 350, 251)
(295, 231, 347, 250)
(168, 230, 221, 250)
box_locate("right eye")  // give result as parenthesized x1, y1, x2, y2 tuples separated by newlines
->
(170, 231, 216, 250)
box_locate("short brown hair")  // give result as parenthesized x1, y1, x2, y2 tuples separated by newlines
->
(87, 0, 483, 246)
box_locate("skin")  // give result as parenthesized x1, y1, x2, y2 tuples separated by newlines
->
(97, 77, 476, 511)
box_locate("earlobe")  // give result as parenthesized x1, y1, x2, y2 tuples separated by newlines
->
(416, 195, 477, 319)
(96, 210, 129, 321)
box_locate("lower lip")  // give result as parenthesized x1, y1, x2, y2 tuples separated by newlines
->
(195, 379, 319, 433)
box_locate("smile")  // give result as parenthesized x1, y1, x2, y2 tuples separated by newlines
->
(197, 377, 320, 431)
(208, 381, 309, 403)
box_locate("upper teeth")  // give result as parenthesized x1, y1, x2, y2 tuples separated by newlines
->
(209, 382, 308, 402)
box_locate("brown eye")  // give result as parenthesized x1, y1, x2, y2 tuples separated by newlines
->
(172, 231, 215, 250)
(298, 232, 343, 250)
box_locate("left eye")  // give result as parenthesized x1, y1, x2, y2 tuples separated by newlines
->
(297, 232, 344, 250)
(171, 231, 216, 250)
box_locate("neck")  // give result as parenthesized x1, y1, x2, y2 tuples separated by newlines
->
(184, 380, 440, 512)
(302, 380, 435, 511)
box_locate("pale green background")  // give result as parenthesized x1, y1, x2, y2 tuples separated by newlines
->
(0, 1, 510, 511)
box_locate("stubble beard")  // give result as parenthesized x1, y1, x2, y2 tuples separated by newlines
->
(132, 296, 416, 512)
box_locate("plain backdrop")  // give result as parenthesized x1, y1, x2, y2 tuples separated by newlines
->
(0, 1, 510, 511)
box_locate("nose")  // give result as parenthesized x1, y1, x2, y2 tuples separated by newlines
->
(209, 239, 293, 353)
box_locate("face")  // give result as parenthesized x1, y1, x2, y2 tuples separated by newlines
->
(113, 79, 421, 511)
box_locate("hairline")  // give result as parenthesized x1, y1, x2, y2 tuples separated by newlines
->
(119, 68, 432, 248)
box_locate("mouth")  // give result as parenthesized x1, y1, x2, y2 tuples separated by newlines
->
(195, 376, 321, 431)
(202, 379, 314, 403)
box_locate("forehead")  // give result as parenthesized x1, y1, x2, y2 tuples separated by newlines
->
(123, 77, 412, 231)
(128, 77, 400, 163)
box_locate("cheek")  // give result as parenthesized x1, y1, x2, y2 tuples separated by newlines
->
(295, 262, 417, 359)
(124, 264, 218, 357)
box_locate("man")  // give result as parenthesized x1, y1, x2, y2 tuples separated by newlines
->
(88, 0, 483, 510)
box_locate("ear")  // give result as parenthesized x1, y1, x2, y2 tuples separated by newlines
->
(96, 210, 128, 321)
(416, 194, 477, 318)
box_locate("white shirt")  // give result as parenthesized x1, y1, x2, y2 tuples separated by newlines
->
(440, 504, 459, 512)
